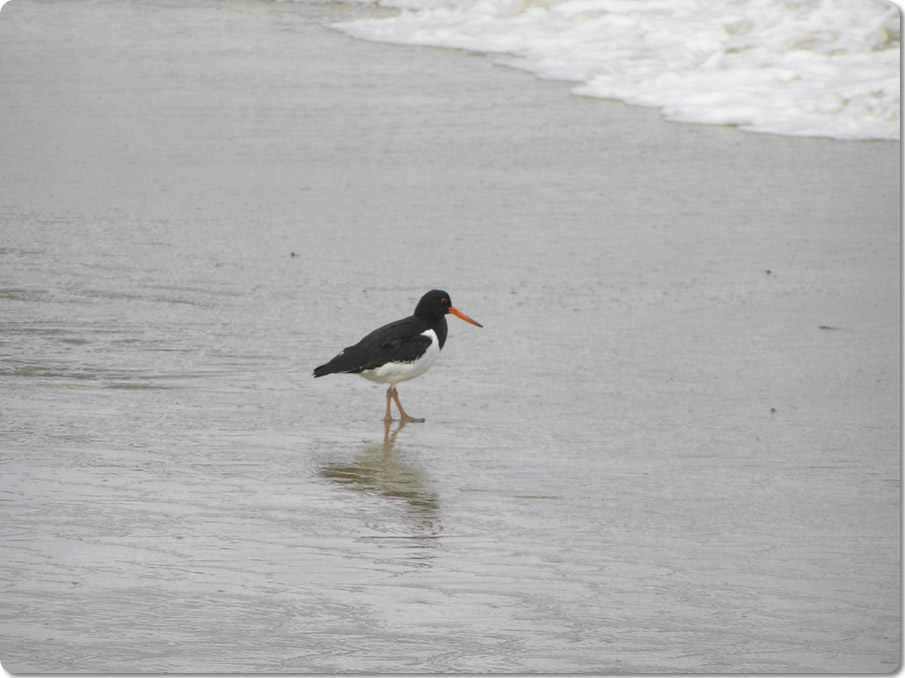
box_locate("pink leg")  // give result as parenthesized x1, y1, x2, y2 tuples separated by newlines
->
(389, 385, 425, 423)
(384, 386, 394, 422)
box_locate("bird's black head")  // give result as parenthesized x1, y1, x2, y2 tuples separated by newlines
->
(414, 290, 483, 327)
(414, 290, 452, 321)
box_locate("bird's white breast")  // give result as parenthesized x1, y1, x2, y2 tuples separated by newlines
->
(360, 329, 441, 385)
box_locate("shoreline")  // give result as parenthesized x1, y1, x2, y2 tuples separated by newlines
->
(333, 0, 901, 142)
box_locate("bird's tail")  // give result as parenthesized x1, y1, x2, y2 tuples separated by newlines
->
(313, 349, 360, 378)
(312, 363, 333, 378)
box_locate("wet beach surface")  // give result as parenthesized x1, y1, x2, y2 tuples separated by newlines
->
(0, 0, 900, 672)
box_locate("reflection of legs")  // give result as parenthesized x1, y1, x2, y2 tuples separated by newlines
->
(382, 418, 406, 451)
(387, 384, 425, 423)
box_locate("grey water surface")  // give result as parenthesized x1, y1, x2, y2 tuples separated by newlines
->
(0, 0, 900, 672)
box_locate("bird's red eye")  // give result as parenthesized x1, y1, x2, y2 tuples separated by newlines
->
(441, 298, 448, 304)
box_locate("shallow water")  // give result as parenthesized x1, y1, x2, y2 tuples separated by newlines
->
(0, 0, 900, 672)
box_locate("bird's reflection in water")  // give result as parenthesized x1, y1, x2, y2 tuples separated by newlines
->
(320, 421, 441, 564)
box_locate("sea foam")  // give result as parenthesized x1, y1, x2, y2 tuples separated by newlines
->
(334, 0, 900, 141)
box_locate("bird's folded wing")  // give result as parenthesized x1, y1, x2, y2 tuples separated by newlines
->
(314, 317, 432, 375)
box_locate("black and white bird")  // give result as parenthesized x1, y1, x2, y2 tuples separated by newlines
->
(313, 290, 483, 422)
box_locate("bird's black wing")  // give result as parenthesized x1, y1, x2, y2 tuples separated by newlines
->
(313, 316, 431, 377)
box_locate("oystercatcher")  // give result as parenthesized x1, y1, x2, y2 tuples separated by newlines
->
(313, 290, 483, 422)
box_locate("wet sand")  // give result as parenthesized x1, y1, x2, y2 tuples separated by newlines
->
(0, 0, 900, 673)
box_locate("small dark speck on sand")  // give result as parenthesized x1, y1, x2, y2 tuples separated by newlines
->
(818, 325, 840, 330)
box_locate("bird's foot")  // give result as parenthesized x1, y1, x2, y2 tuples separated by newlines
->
(384, 414, 424, 423)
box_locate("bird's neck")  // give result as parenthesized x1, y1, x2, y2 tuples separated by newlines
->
(433, 316, 448, 349)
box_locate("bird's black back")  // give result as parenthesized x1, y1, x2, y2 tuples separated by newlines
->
(313, 313, 448, 378)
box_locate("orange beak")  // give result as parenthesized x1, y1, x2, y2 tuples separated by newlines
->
(449, 306, 483, 328)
